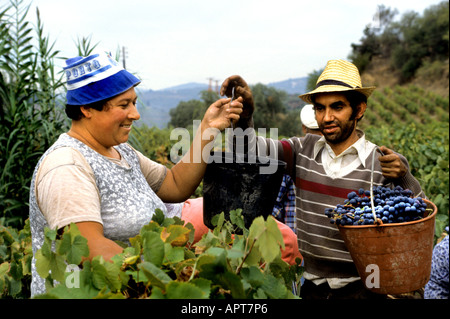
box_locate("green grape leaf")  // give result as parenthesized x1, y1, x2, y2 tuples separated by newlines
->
(57, 231, 89, 265)
(166, 281, 206, 299)
(142, 231, 165, 267)
(91, 256, 122, 291)
(190, 278, 211, 298)
(139, 261, 172, 290)
(164, 243, 185, 264)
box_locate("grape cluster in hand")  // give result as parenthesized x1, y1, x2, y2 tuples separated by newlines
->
(325, 185, 429, 226)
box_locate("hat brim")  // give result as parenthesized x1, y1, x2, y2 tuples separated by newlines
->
(66, 69, 141, 105)
(299, 85, 376, 104)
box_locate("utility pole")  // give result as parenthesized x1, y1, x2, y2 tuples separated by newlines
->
(122, 46, 128, 69)
(206, 77, 214, 91)
(206, 77, 220, 93)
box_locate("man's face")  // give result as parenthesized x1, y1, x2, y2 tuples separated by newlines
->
(313, 92, 362, 146)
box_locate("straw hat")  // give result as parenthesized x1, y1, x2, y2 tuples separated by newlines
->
(300, 104, 319, 129)
(299, 59, 376, 104)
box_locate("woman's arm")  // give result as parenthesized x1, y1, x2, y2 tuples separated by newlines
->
(76, 221, 124, 261)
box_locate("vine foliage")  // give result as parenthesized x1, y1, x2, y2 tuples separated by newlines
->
(31, 209, 302, 299)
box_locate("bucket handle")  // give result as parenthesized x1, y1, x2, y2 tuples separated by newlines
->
(369, 147, 385, 225)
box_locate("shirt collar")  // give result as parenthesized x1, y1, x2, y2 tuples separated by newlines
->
(313, 130, 369, 167)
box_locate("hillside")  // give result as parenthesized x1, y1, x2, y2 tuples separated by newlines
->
(136, 77, 307, 128)
(361, 56, 449, 98)
(136, 83, 209, 128)
(356, 55, 449, 133)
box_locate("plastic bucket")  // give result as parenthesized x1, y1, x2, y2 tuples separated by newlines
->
(202, 152, 286, 230)
(338, 198, 437, 295)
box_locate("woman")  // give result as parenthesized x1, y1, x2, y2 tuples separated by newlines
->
(29, 52, 244, 296)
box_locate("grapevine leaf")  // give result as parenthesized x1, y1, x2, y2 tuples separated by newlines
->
(230, 209, 245, 230)
(149, 286, 166, 299)
(197, 250, 228, 278)
(160, 228, 170, 242)
(161, 224, 191, 246)
(190, 278, 211, 298)
(211, 212, 225, 228)
(226, 246, 245, 259)
(49, 254, 67, 282)
(8, 278, 22, 297)
(205, 247, 226, 257)
(139, 261, 172, 290)
(43, 227, 57, 241)
(93, 289, 125, 299)
(0, 262, 9, 277)
(266, 216, 285, 250)
(57, 231, 89, 265)
(184, 222, 195, 244)
(164, 243, 185, 264)
(35, 247, 66, 282)
(194, 230, 219, 254)
(243, 240, 262, 266)
(255, 230, 281, 263)
(142, 231, 165, 267)
(217, 271, 246, 299)
(166, 281, 206, 299)
(35, 249, 50, 278)
(248, 216, 265, 241)
(128, 234, 142, 255)
(151, 208, 165, 225)
(261, 274, 290, 299)
(9, 261, 22, 281)
(240, 266, 265, 287)
(41, 277, 101, 299)
(91, 256, 122, 291)
(254, 288, 268, 299)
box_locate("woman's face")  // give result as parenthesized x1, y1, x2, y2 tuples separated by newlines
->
(88, 87, 140, 148)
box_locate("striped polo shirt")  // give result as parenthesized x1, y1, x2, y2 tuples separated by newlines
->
(231, 129, 425, 279)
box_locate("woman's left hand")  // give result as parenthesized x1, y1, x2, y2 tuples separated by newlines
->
(201, 96, 243, 131)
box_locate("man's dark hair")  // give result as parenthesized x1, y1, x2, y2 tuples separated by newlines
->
(344, 90, 367, 122)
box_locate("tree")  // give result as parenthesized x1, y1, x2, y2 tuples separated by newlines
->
(349, 5, 399, 72)
(168, 90, 221, 129)
(251, 83, 287, 130)
(349, 1, 449, 82)
(305, 69, 323, 92)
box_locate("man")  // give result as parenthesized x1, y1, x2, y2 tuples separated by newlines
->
(220, 59, 425, 299)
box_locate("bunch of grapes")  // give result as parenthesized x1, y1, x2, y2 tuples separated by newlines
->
(325, 185, 429, 226)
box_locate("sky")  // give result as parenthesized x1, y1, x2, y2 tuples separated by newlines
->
(26, 0, 445, 91)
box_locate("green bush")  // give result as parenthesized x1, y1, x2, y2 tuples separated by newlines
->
(30, 210, 302, 299)
(365, 122, 449, 239)
(0, 0, 68, 228)
(0, 219, 32, 298)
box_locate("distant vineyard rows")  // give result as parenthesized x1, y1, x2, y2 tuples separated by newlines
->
(361, 85, 449, 237)
(363, 85, 449, 128)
